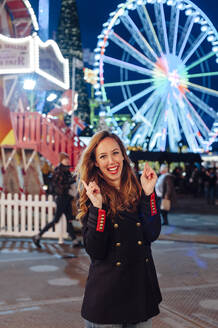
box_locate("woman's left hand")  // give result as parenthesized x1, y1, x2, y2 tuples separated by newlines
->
(140, 162, 157, 195)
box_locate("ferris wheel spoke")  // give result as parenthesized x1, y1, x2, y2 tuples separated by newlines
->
(131, 125, 143, 146)
(176, 102, 199, 151)
(103, 78, 154, 88)
(159, 126, 168, 152)
(136, 97, 164, 144)
(182, 104, 208, 150)
(121, 83, 139, 116)
(109, 32, 154, 69)
(136, 4, 162, 56)
(153, 3, 165, 54)
(110, 85, 156, 114)
(187, 82, 218, 97)
(103, 55, 153, 76)
(186, 51, 215, 71)
(168, 117, 178, 152)
(160, 3, 170, 54)
(132, 124, 149, 145)
(168, 5, 180, 55)
(150, 98, 172, 151)
(182, 32, 208, 64)
(120, 14, 158, 61)
(133, 89, 163, 120)
(187, 71, 218, 79)
(158, 97, 181, 151)
(134, 98, 164, 150)
(167, 99, 182, 149)
(177, 16, 194, 59)
(182, 94, 210, 139)
(153, 102, 168, 151)
(186, 91, 217, 119)
(146, 97, 165, 137)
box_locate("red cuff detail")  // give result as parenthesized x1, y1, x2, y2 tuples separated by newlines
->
(150, 192, 157, 216)
(96, 209, 106, 232)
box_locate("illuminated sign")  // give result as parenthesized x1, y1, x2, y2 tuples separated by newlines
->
(0, 34, 69, 90)
(0, 35, 34, 73)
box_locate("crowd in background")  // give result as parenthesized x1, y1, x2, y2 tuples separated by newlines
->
(171, 164, 217, 205)
(42, 158, 218, 206)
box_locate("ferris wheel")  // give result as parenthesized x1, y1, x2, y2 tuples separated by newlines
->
(93, 0, 218, 152)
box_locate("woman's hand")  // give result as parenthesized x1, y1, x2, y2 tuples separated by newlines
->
(82, 180, 103, 209)
(140, 162, 157, 196)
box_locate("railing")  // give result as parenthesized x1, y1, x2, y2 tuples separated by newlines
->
(10, 112, 85, 168)
(0, 193, 81, 244)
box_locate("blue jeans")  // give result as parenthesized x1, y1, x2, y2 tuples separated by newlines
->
(84, 318, 152, 328)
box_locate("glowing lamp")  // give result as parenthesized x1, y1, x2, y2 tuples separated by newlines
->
(46, 93, 57, 102)
(23, 79, 36, 90)
(60, 97, 69, 106)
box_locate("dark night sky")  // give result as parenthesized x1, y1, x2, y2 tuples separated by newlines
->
(76, 0, 217, 54)
(30, 0, 217, 52)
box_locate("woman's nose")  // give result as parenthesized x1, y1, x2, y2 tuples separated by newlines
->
(108, 155, 114, 164)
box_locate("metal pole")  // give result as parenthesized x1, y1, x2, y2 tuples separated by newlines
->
(71, 57, 75, 133)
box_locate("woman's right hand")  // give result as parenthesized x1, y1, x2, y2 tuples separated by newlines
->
(82, 180, 103, 209)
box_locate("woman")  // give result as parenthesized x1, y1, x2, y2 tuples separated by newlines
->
(77, 130, 162, 328)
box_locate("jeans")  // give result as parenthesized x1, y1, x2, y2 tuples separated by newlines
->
(84, 318, 152, 328)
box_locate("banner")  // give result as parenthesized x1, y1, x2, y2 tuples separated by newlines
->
(0, 35, 32, 73)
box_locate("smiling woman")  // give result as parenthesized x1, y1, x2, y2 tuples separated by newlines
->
(76, 130, 162, 327)
(95, 137, 124, 189)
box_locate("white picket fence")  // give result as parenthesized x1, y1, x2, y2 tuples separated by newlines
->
(0, 193, 77, 244)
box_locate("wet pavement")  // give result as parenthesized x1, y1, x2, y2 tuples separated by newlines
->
(0, 195, 218, 328)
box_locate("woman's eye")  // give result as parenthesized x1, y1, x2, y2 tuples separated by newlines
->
(100, 155, 106, 159)
(113, 151, 119, 155)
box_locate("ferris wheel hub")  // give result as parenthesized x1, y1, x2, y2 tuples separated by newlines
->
(153, 54, 188, 91)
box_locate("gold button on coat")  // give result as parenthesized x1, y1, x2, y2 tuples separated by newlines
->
(116, 242, 121, 247)
(116, 262, 121, 267)
(114, 223, 119, 229)
(145, 258, 149, 262)
(137, 241, 142, 245)
(136, 222, 141, 227)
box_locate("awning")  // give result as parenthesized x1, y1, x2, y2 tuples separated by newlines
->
(1, 0, 38, 37)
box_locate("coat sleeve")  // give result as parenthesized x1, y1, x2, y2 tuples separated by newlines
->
(82, 205, 110, 260)
(139, 191, 161, 243)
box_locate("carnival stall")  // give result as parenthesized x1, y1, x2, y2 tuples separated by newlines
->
(0, 0, 85, 195)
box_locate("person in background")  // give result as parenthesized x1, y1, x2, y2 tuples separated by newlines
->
(32, 152, 82, 248)
(155, 164, 175, 225)
(76, 130, 162, 328)
(206, 167, 217, 205)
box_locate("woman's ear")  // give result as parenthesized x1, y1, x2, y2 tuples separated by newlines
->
(95, 161, 99, 167)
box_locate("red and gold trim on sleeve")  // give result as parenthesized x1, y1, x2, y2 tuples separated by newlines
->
(96, 209, 106, 232)
(150, 192, 157, 216)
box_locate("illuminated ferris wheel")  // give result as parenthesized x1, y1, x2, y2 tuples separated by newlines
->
(93, 0, 218, 152)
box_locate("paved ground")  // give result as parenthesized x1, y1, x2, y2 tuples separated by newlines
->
(0, 195, 218, 328)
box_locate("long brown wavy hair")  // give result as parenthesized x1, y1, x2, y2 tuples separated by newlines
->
(76, 130, 142, 221)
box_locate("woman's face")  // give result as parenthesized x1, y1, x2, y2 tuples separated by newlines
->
(95, 137, 124, 189)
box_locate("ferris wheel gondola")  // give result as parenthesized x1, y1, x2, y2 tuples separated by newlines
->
(93, 0, 218, 152)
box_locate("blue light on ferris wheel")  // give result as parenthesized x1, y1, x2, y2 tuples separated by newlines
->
(38, 0, 49, 41)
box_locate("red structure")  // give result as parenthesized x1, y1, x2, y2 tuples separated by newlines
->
(0, 1, 86, 194)
(11, 112, 85, 169)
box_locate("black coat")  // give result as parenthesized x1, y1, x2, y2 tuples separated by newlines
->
(51, 164, 75, 196)
(81, 191, 162, 325)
